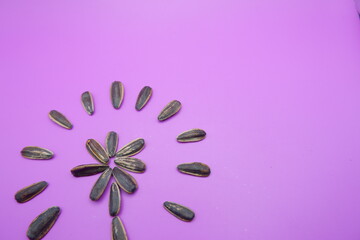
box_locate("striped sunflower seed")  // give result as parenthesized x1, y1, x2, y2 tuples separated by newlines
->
(112, 167, 138, 194)
(86, 139, 110, 164)
(70, 164, 109, 177)
(158, 100, 181, 121)
(109, 183, 121, 217)
(135, 86, 152, 111)
(48, 110, 73, 129)
(114, 157, 146, 173)
(90, 168, 112, 201)
(177, 162, 211, 177)
(15, 181, 48, 203)
(106, 131, 118, 158)
(111, 81, 124, 109)
(26, 206, 61, 240)
(177, 129, 206, 143)
(115, 138, 145, 157)
(163, 201, 195, 222)
(81, 91, 94, 115)
(21, 147, 54, 160)
(112, 217, 128, 240)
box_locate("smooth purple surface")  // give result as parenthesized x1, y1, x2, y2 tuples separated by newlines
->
(1, 0, 360, 239)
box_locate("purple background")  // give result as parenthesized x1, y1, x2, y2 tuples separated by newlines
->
(1, 0, 360, 239)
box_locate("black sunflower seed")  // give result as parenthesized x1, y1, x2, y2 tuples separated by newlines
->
(81, 91, 94, 115)
(15, 181, 48, 203)
(111, 81, 124, 109)
(112, 216, 128, 240)
(106, 131, 118, 158)
(26, 206, 61, 240)
(21, 147, 54, 160)
(90, 168, 112, 201)
(70, 164, 109, 177)
(177, 129, 206, 143)
(158, 100, 181, 121)
(163, 201, 195, 222)
(112, 167, 138, 194)
(135, 86, 152, 111)
(114, 157, 146, 173)
(48, 110, 73, 129)
(177, 162, 211, 177)
(115, 138, 145, 157)
(109, 183, 121, 217)
(86, 139, 110, 164)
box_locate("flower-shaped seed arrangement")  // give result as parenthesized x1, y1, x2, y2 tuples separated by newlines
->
(17, 82, 210, 240)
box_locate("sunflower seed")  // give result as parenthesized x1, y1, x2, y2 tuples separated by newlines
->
(135, 86, 152, 111)
(109, 183, 121, 216)
(81, 91, 94, 115)
(111, 81, 124, 109)
(115, 138, 145, 157)
(177, 129, 206, 143)
(15, 181, 48, 203)
(158, 100, 181, 121)
(86, 139, 110, 164)
(114, 157, 146, 173)
(70, 164, 109, 177)
(112, 167, 138, 194)
(177, 162, 211, 177)
(48, 110, 73, 129)
(21, 147, 54, 160)
(163, 201, 195, 222)
(106, 131, 118, 158)
(90, 168, 112, 201)
(112, 217, 128, 240)
(26, 206, 61, 240)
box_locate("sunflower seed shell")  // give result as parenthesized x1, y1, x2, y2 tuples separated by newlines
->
(71, 164, 109, 177)
(112, 167, 138, 194)
(115, 138, 145, 157)
(163, 201, 195, 222)
(21, 147, 54, 160)
(158, 100, 181, 121)
(86, 139, 110, 164)
(15, 181, 48, 203)
(81, 91, 94, 115)
(26, 206, 61, 240)
(90, 168, 112, 201)
(48, 110, 73, 129)
(111, 81, 124, 109)
(106, 131, 118, 158)
(177, 129, 206, 143)
(112, 217, 128, 240)
(177, 162, 211, 177)
(114, 157, 146, 173)
(109, 183, 121, 217)
(135, 86, 152, 111)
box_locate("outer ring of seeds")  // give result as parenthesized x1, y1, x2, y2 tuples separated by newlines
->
(176, 129, 206, 143)
(163, 201, 195, 222)
(15, 181, 48, 203)
(81, 91, 95, 115)
(21, 146, 54, 160)
(48, 110, 73, 130)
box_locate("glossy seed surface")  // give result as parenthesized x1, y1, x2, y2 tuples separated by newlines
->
(21, 147, 54, 160)
(81, 91, 94, 115)
(163, 201, 195, 222)
(177, 162, 211, 177)
(109, 183, 121, 217)
(26, 206, 61, 240)
(114, 157, 146, 173)
(115, 138, 145, 157)
(177, 129, 206, 143)
(158, 100, 181, 121)
(90, 168, 112, 201)
(15, 181, 48, 203)
(48, 110, 73, 129)
(112, 167, 138, 194)
(86, 139, 110, 164)
(112, 217, 128, 240)
(106, 131, 118, 158)
(135, 86, 152, 111)
(71, 164, 109, 177)
(111, 81, 124, 109)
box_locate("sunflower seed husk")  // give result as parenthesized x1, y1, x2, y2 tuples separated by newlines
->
(26, 206, 61, 240)
(21, 147, 54, 160)
(177, 162, 211, 177)
(135, 86, 152, 111)
(112, 167, 138, 194)
(158, 100, 182, 121)
(81, 91, 94, 115)
(109, 183, 121, 216)
(90, 168, 112, 201)
(106, 131, 118, 158)
(86, 139, 110, 164)
(111, 81, 124, 109)
(163, 201, 195, 222)
(112, 217, 128, 240)
(48, 110, 73, 129)
(177, 129, 206, 143)
(115, 138, 145, 157)
(71, 164, 109, 177)
(15, 181, 48, 203)
(114, 157, 146, 173)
